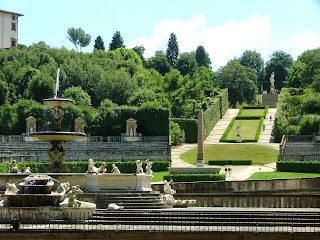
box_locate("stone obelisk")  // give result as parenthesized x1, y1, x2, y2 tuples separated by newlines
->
(197, 109, 205, 167)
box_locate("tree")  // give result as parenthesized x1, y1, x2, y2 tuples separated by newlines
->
(175, 52, 197, 76)
(239, 50, 264, 76)
(94, 36, 105, 51)
(287, 48, 320, 88)
(217, 60, 258, 105)
(265, 51, 293, 90)
(145, 51, 171, 75)
(195, 45, 211, 68)
(62, 86, 92, 106)
(166, 33, 179, 66)
(132, 45, 145, 62)
(109, 31, 125, 50)
(28, 72, 55, 102)
(0, 78, 9, 105)
(67, 27, 91, 52)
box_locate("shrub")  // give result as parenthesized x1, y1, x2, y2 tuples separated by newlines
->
(163, 174, 226, 182)
(170, 121, 183, 146)
(277, 161, 320, 173)
(0, 161, 171, 173)
(208, 160, 252, 165)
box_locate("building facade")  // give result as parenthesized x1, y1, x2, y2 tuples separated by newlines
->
(0, 9, 24, 49)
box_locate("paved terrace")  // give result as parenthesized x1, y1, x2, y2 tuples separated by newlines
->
(171, 108, 279, 181)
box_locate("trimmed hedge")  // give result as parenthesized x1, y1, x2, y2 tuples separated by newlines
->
(96, 105, 170, 136)
(163, 174, 226, 182)
(277, 161, 320, 173)
(3, 161, 171, 174)
(220, 117, 236, 142)
(208, 160, 252, 165)
(172, 88, 229, 143)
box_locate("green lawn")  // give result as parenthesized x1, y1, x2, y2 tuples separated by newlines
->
(151, 171, 169, 182)
(225, 119, 260, 141)
(248, 171, 320, 180)
(181, 144, 278, 165)
(238, 109, 265, 117)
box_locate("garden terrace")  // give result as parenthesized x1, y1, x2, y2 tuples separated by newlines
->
(0, 136, 171, 162)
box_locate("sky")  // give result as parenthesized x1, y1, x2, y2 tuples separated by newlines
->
(1, 0, 320, 70)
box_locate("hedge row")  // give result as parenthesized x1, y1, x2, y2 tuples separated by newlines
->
(96, 106, 170, 136)
(220, 117, 264, 143)
(172, 88, 228, 143)
(277, 161, 320, 173)
(163, 174, 226, 182)
(3, 161, 171, 174)
(171, 118, 198, 143)
(208, 160, 252, 165)
(219, 117, 236, 142)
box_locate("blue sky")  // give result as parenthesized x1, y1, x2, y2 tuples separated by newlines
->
(1, 0, 320, 69)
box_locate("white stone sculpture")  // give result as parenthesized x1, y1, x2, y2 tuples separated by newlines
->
(24, 167, 31, 173)
(86, 159, 98, 174)
(5, 183, 19, 195)
(107, 203, 124, 211)
(52, 182, 70, 196)
(270, 72, 275, 87)
(236, 125, 240, 136)
(136, 160, 144, 174)
(98, 162, 107, 173)
(161, 179, 196, 207)
(111, 164, 121, 174)
(59, 185, 84, 208)
(146, 161, 153, 175)
(9, 160, 20, 173)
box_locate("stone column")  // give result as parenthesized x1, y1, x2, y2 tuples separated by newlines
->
(197, 109, 204, 167)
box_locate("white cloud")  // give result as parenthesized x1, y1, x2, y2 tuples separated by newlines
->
(284, 30, 320, 59)
(128, 14, 272, 70)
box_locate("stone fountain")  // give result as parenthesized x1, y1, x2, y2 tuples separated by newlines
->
(0, 174, 96, 223)
(30, 69, 85, 173)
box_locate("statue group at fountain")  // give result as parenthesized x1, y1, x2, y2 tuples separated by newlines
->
(85, 159, 153, 176)
(160, 179, 196, 207)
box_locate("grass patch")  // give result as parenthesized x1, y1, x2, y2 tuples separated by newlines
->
(225, 119, 260, 141)
(151, 171, 169, 182)
(181, 144, 278, 165)
(248, 171, 320, 180)
(238, 109, 266, 117)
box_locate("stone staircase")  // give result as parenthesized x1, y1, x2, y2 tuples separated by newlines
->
(90, 209, 320, 230)
(261, 94, 278, 108)
(0, 141, 171, 162)
(79, 190, 171, 209)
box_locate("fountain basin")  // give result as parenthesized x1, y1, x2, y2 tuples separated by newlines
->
(5, 194, 64, 207)
(30, 131, 86, 142)
(44, 98, 73, 107)
(0, 206, 96, 221)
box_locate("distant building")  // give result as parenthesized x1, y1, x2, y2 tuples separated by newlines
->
(0, 9, 24, 49)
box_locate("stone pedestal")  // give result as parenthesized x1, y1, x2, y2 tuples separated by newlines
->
(196, 160, 205, 167)
(236, 136, 241, 143)
(270, 86, 275, 94)
(85, 174, 100, 191)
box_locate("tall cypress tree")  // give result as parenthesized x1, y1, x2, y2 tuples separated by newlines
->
(166, 33, 179, 66)
(109, 31, 125, 51)
(94, 36, 105, 51)
(195, 45, 211, 68)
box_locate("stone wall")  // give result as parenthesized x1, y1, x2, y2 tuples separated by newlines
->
(152, 177, 320, 208)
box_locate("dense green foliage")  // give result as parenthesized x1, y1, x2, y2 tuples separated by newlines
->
(275, 87, 320, 142)
(217, 60, 258, 105)
(277, 161, 320, 173)
(163, 174, 226, 182)
(208, 160, 252, 165)
(3, 161, 171, 173)
(109, 31, 125, 50)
